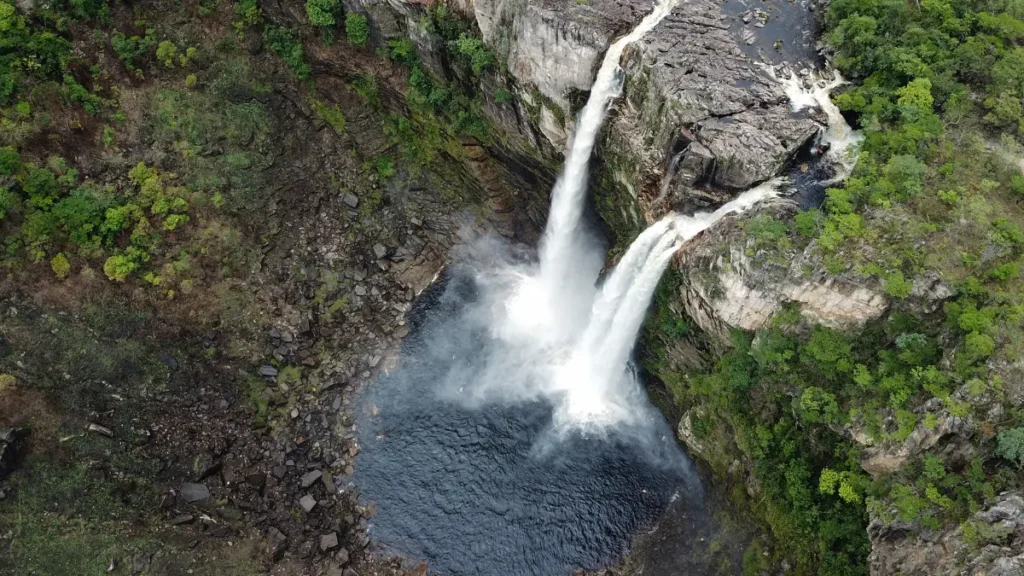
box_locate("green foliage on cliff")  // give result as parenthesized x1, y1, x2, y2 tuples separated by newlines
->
(345, 13, 369, 46)
(264, 26, 312, 80)
(646, 0, 1024, 571)
(306, 0, 339, 28)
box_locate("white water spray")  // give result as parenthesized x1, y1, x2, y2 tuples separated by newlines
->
(770, 67, 863, 180)
(449, 3, 861, 432)
(555, 180, 781, 426)
(536, 0, 679, 297)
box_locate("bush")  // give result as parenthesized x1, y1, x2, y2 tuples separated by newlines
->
(102, 246, 148, 281)
(798, 386, 841, 424)
(234, 0, 263, 32)
(0, 187, 14, 219)
(345, 13, 369, 46)
(156, 41, 178, 67)
(264, 27, 312, 80)
(306, 0, 338, 27)
(883, 271, 913, 298)
(313, 99, 346, 134)
(0, 147, 21, 176)
(452, 33, 494, 76)
(996, 428, 1024, 468)
(50, 252, 70, 279)
(963, 331, 996, 361)
(794, 209, 822, 238)
(746, 213, 789, 249)
(111, 28, 156, 74)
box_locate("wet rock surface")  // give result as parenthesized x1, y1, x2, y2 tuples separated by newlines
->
(607, 0, 826, 207)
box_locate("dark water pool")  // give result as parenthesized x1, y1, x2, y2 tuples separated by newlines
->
(354, 268, 701, 576)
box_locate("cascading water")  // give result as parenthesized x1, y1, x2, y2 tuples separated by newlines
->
(556, 180, 781, 425)
(771, 67, 864, 180)
(506, 0, 680, 346)
(538, 0, 680, 276)
(354, 3, 859, 574)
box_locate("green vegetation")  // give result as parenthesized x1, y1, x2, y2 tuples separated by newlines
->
(111, 25, 157, 76)
(264, 26, 312, 80)
(233, 0, 262, 34)
(313, 97, 347, 134)
(645, 0, 1024, 572)
(997, 427, 1024, 468)
(306, 0, 339, 28)
(345, 12, 369, 46)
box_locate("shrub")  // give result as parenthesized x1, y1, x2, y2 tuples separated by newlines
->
(264, 27, 312, 79)
(963, 331, 996, 361)
(111, 28, 156, 74)
(373, 156, 394, 179)
(156, 41, 178, 67)
(0, 187, 14, 219)
(162, 213, 189, 230)
(746, 213, 789, 249)
(794, 209, 822, 238)
(50, 252, 70, 279)
(996, 428, 1024, 468)
(798, 386, 841, 424)
(1010, 174, 1024, 197)
(312, 99, 346, 134)
(345, 13, 369, 46)
(22, 166, 61, 210)
(453, 33, 494, 76)
(234, 0, 263, 32)
(0, 147, 21, 176)
(102, 246, 148, 281)
(306, 0, 338, 27)
(883, 271, 913, 298)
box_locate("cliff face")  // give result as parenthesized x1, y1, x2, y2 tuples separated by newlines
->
(331, 0, 1022, 573)
(869, 492, 1024, 576)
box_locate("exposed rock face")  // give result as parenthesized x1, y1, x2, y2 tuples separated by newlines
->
(477, 0, 825, 203)
(606, 0, 825, 204)
(869, 492, 1024, 576)
(476, 0, 637, 111)
(854, 403, 975, 479)
(348, 0, 828, 214)
(675, 203, 888, 347)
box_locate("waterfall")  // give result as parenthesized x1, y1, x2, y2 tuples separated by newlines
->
(770, 68, 863, 180)
(500, 0, 680, 347)
(536, 0, 680, 290)
(471, 3, 859, 432)
(554, 180, 781, 426)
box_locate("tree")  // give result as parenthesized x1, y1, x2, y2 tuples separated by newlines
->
(992, 48, 1024, 96)
(896, 78, 935, 121)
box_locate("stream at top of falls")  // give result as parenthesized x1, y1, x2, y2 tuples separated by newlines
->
(354, 0, 862, 573)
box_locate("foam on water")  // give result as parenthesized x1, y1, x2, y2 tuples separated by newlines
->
(521, 0, 681, 345)
(770, 67, 863, 180)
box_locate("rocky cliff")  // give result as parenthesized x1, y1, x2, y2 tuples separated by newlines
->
(319, 0, 1022, 572)
(869, 492, 1024, 576)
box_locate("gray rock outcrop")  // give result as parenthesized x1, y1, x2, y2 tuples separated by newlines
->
(674, 204, 888, 348)
(869, 492, 1024, 576)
